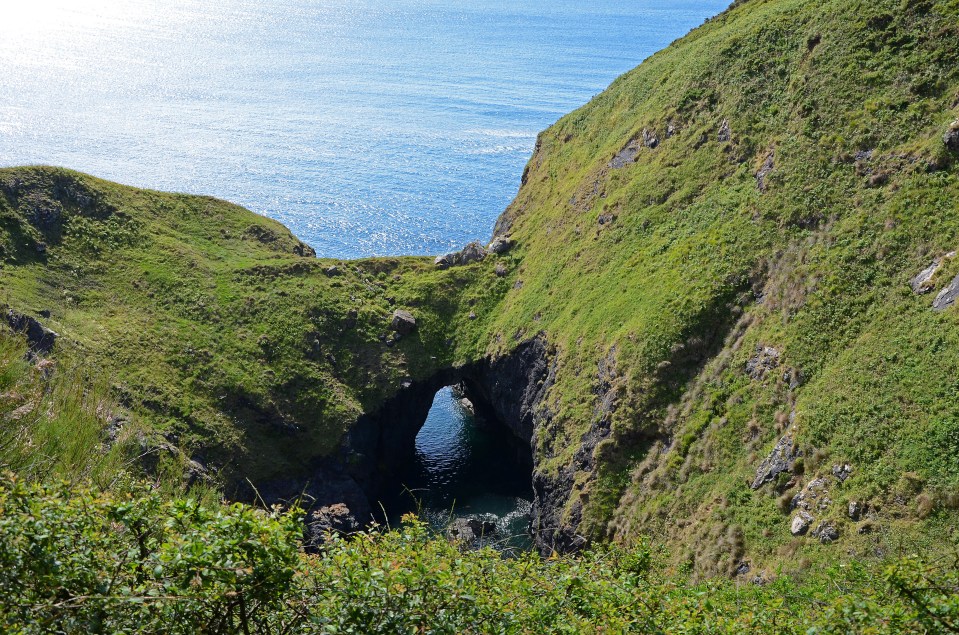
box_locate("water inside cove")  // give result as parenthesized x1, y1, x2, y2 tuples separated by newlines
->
(382, 386, 534, 549)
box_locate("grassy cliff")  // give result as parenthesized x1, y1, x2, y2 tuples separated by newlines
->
(465, 0, 959, 576)
(0, 167, 511, 490)
(3, 0, 959, 598)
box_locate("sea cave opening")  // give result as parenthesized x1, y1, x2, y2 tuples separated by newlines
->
(380, 384, 534, 550)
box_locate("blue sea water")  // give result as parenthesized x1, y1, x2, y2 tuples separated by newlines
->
(0, 0, 727, 536)
(0, 0, 726, 259)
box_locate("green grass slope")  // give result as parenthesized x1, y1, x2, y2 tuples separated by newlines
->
(0, 167, 511, 489)
(3, 0, 959, 583)
(472, 0, 959, 574)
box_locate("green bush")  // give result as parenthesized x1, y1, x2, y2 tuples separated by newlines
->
(1, 477, 958, 634)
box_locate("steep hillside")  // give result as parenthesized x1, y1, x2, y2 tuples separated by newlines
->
(477, 0, 959, 573)
(0, 167, 515, 500)
(3, 0, 959, 581)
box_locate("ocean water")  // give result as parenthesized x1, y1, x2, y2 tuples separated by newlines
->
(385, 387, 535, 549)
(0, 0, 726, 259)
(0, 0, 727, 537)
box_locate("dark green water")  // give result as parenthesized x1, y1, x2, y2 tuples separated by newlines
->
(383, 386, 534, 550)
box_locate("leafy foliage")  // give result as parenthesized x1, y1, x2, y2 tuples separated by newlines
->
(1, 478, 958, 634)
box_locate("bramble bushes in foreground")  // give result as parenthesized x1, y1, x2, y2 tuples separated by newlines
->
(0, 476, 957, 634)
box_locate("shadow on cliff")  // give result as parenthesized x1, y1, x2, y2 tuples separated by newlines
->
(242, 337, 557, 550)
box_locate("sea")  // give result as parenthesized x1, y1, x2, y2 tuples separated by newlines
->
(0, 0, 728, 539)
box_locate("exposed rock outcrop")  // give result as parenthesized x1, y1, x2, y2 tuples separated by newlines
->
(391, 309, 417, 335)
(791, 511, 813, 535)
(446, 517, 498, 548)
(488, 236, 512, 254)
(307, 503, 361, 542)
(745, 345, 780, 380)
(911, 255, 952, 294)
(944, 120, 959, 153)
(756, 150, 775, 192)
(610, 139, 642, 169)
(5, 308, 58, 354)
(933, 274, 959, 311)
(718, 119, 731, 142)
(751, 434, 800, 489)
(811, 522, 839, 543)
(434, 241, 488, 268)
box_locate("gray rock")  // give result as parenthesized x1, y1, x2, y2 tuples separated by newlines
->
(459, 241, 487, 264)
(791, 512, 813, 536)
(609, 139, 642, 169)
(494, 263, 508, 277)
(848, 500, 864, 521)
(468, 311, 477, 320)
(718, 118, 731, 142)
(933, 274, 959, 311)
(184, 459, 209, 487)
(446, 517, 497, 547)
(434, 254, 455, 269)
(792, 477, 830, 512)
(293, 243, 316, 257)
(910, 253, 954, 294)
(488, 237, 512, 254)
(666, 122, 678, 138)
(783, 368, 803, 390)
(324, 265, 340, 276)
(756, 150, 775, 192)
(751, 434, 800, 489)
(390, 310, 416, 335)
(944, 120, 959, 153)
(735, 561, 751, 576)
(831, 464, 852, 482)
(812, 522, 839, 543)
(746, 345, 780, 380)
(309, 503, 361, 537)
(5, 309, 58, 354)
(642, 128, 659, 149)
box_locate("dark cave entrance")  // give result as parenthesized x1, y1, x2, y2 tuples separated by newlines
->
(377, 382, 535, 549)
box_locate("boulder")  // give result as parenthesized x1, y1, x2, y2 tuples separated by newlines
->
(308, 503, 361, 538)
(494, 263, 508, 277)
(446, 517, 497, 547)
(812, 522, 839, 543)
(791, 512, 813, 536)
(390, 310, 416, 335)
(751, 434, 800, 489)
(488, 237, 512, 254)
(434, 254, 455, 269)
(459, 241, 487, 264)
(848, 500, 865, 521)
(944, 120, 959, 153)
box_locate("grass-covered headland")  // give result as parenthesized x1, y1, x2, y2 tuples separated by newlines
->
(3, 0, 959, 630)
